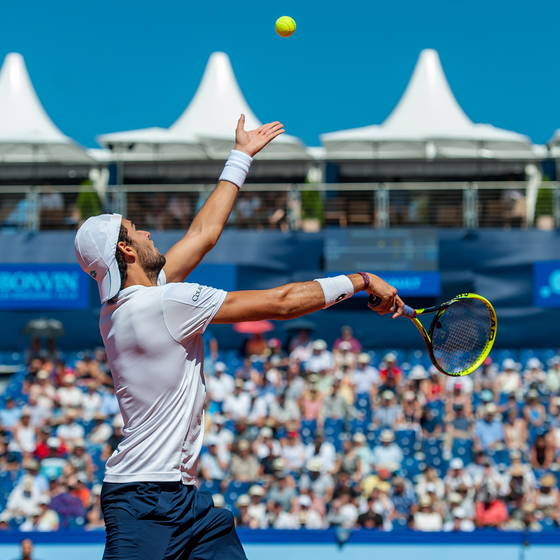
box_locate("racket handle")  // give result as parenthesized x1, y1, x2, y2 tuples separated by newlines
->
(368, 295, 416, 318)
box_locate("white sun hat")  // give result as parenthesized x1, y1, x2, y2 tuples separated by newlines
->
(74, 213, 123, 303)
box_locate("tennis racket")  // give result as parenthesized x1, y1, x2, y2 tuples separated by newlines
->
(368, 293, 497, 377)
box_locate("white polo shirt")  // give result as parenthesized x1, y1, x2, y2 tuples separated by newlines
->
(99, 274, 226, 485)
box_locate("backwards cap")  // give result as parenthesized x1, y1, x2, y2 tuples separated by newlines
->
(75, 214, 123, 303)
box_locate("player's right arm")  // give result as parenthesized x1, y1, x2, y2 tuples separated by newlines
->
(211, 273, 405, 323)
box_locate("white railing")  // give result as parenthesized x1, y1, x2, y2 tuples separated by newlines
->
(0, 182, 559, 231)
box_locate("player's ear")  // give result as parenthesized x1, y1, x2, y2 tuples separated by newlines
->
(117, 240, 136, 263)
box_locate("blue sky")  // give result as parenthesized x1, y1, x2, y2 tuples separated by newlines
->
(1, 0, 557, 147)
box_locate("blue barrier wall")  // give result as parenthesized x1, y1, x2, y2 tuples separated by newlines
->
(0, 530, 559, 560)
(0, 229, 559, 349)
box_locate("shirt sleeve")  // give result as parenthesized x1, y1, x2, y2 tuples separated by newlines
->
(162, 282, 227, 343)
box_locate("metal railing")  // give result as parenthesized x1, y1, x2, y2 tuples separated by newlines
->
(1, 182, 559, 231)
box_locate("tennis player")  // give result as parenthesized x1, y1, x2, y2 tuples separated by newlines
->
(75, 115, 404, 559)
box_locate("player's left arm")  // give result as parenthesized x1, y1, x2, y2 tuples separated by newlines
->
(163, 115, 285, 283)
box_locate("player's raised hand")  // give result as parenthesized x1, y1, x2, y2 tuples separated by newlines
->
(234, 114, 285, 157)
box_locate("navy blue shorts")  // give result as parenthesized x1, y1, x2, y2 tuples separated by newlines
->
(101, 481, 247, 560)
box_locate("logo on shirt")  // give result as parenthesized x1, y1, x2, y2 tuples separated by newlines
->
(192, 285, 202, 302)
(89, 270, 97, 279)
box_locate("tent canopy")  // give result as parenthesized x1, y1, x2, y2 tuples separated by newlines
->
(99, 52, 309, 161)
(321, 49, 536, 160)
(0, 53, 92, 164)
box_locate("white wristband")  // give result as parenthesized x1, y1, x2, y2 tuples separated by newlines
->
(219, 149, 253, 188)
(314, 275, 354, 308)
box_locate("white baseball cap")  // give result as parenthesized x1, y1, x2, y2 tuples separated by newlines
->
(75, 213, 123, 303)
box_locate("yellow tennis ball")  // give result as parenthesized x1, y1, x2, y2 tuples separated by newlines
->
(275, 16, 296, 38)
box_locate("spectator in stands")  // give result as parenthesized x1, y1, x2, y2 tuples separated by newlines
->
(305, 340, 333, 374)
(39, 438, 67, 481)
(413, 496, 443, 531)
(267, 500, 296, 528)
(545, 357, 560, 393)
(48, 479, 85, 528)
(504, 503, 542, 531)
(445, 384, 473, 421)
(390, 476, 416, 520)
(299, 458, 335, 502)
(200, 438, 228, 481)
(67, 441, 94, 482)
(5, 476, 43, 521)
(379, 353, 402, 385)
(444, 403, 473, 451)
(372, 391, 402, 428)
(400, 390, 422, 429)
(231, 439, 260, 481)
(0, 397, 21, 429)
(474, 404, 505, 451)
(503, 407, 528, 453)
(530, 431, 555, 471)
(247, 485, 267, 528)
(56, 410, 85, 448)
(351, 353, 379, 398)
(357, 497, 385, 530)
(305, 434, 336, 474)
(81, 381, 102, 421)
(371, 430, 403, 470)
(327, 489, 358, 528)
(99, 384, 119, 417)
(19, 459, 48, 494)
(223, 379, 251, 420)
(207, 362, 234, 411)
(333, 326, 362, 354)
(523, 359, 546, 391)
(88, 412, 112, 446)
(321, 379, 356, 423)
(416, 466, 445, 500)
(20, 496, 59, 531)
(524, 391, 547, 432)
(474, 490, 508, 529)
(494, 359, 521, 395)
(235, 494, 252, 527)
(9, 409, 37, 456)
(56, 374, 83, 409)
(444, 459, 473, 493)
(533, 474, 559, 521)
(443, 507, 474, 532)
(419, 406, 442, 438)
(293, 494, 325, 528)
(268, 470, 296, 511)
(85, 485, 105, 530)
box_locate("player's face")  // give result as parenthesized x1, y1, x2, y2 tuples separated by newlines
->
(122, 218, 166, 278)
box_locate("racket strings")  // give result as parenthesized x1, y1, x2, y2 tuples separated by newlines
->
(431, 299, 492, 374)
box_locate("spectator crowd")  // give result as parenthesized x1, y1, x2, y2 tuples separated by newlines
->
(0, 326, 559, 533)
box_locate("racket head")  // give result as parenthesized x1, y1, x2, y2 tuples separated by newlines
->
(426, 293, 497, 377)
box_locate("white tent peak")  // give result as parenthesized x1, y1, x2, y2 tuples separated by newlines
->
(0, 52, 67, 142)
(100, 51, 308, 160)
(171, 51, 262, 139)
(383, 48, 474, 136)
(0, 52, 92, 162)
(321, 48, 534, 159)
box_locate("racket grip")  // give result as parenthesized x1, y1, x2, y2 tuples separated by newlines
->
(367, 295, 416, 318)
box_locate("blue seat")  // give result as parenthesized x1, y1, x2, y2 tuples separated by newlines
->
(200, 479, 221, 495)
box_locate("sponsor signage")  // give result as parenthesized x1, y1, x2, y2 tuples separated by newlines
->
(0, 264, 89, 310)
(534, 261, 560, 307)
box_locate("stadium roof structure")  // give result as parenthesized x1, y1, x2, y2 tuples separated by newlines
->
(0, 53, 93, 164)
(321, 49, 536, 161)
(99, 52, 308, 161)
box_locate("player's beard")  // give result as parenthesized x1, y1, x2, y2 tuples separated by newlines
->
(137, 243, 166, 284)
